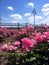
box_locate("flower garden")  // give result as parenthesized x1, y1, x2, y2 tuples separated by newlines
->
(0, 26, 49, 65)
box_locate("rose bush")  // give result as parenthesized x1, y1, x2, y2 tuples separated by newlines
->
(0, 26, 49, 65)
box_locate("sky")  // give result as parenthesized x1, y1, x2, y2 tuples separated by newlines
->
(0, 0, 49, 25)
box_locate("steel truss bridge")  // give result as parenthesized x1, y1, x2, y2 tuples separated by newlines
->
(0, 23, 33, 28)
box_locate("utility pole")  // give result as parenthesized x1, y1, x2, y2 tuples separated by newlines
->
(32, 8, 37, 31)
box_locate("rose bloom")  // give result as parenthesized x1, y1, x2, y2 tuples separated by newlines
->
(21, 28, 27, 34)
(13, 41, 20, 47)
(27, 26, 34, 31)
(1, 44, 8, 51)
(21, 38, 36, 51)
(8, 45, 17, 51)
(35, 34, 44, 42)
(41, 35, 47, 41)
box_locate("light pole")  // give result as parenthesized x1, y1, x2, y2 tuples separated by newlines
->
(32, 8, 37, 31)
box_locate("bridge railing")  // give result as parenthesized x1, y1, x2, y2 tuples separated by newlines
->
(0, 23, 33, 28)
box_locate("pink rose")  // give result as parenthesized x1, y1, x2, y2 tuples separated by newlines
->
(1, 44, 8, 51)
(21, 38, 35, 51)
(13, 41, 20, 47)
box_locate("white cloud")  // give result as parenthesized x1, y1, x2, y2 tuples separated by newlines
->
(28, 15, 43, 22)
(0, 17, 6, 23)
(7, 6, 14, 10)
(28, 2, 34, 7)
(42, 16, 49, 25)
(42, 8, 49, 12)
(11, 20, 18, 23)
(28, 16, 34, 22)
(42, 3, 49, 16)
(27, 15, 43, 24)
(24, 13, 31, 16)
(43, 3, 49, 8)
(45, 12, 49, 16)
(36, 16, 43, 19)
(10, 14, 22, 20)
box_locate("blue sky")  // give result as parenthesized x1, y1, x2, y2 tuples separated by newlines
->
(0, 0, 49, 25)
